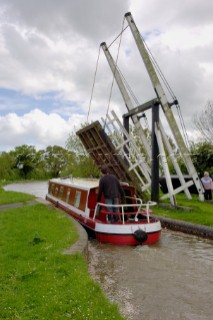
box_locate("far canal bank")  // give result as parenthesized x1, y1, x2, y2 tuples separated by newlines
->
(155, 215, 213, 240)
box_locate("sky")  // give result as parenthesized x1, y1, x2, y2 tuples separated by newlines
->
(0, 0, 212, 152)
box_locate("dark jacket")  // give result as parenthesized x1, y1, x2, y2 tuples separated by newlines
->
(97, 174, 125, 202)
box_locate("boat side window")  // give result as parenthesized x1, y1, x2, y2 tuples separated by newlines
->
(74, 191, 81, 208)
(66, 188, 70, 203)
(50, 183, 55, 195)
(54, 187, 58, 196)
(59, 186, 64, 199)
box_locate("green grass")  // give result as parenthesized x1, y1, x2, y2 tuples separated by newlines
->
(154, 193, 213, 227)
(1, 184, 212, 319)
(0, 186, 35, 205)
(0, 203, 125, 320)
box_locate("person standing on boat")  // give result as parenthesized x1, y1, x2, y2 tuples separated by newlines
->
(201, 171, 213, 200)
(97, 166, 125, 223)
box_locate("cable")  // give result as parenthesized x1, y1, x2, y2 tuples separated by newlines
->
(116, 65, 151, 132)
(103, 16, 126, 129)
(102, 44, 151, 132)
(176, 104, 190, 149)
(87, 45, 101, 122)
(140, 33, 190, 148)
(141, 34, 176, 100)
(108, 25, 129, 49)
(87, 24, 129, 124)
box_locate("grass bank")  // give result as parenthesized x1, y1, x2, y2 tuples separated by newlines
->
(1, 186, 212, 319)
(0, 188, 125, 320)
(0, 185, 35, 205)
(154, 193, 213, 227)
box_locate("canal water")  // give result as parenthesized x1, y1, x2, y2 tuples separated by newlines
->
(4, 181, 213, 320)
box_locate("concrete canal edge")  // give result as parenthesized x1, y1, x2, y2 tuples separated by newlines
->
(63, 216, 88, 258)
(36, 199, 213, 243)
(0, 198, 212, 258)
(62, 214, 213, 255)
(35, 198, 89, 259)
(153, 215, 213, 240)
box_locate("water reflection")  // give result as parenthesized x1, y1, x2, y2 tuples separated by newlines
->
(4, 181, 213, 320)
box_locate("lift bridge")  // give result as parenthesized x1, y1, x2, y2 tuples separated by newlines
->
(77, 12, 204, 206)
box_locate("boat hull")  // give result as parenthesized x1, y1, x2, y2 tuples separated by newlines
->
(46, 193, 161, 246)
(95, 230, 161, 245)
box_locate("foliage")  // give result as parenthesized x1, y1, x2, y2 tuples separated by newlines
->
(0, 144, 79, 181)
(9, 145, 39, 178)
(44, 145, 75, 177)
(193, 100, 213, 143)
(66, 131, 87, 157)
(66, 132, 100, 178)
(73, 155, 100, 178)
(0, 123, 212, 182)
(190, 141, 213, 177)
(0, 203, 125, 320)
(0, 151, 19, 180)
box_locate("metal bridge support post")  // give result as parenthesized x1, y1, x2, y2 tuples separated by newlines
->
(151, 104, 159, 202)
(125, 11, 204, 201)
(123, 115, 130, 166)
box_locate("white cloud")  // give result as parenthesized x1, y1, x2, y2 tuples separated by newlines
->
(0, 0, 212, 151)
(0, 109, 87, 151)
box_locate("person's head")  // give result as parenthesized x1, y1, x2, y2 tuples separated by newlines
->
(101, 166, 108, 175)
(204, 171, 209, 177)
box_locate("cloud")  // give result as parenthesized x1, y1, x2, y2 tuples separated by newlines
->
(0, 108, 87, 151)
(0, 0, 212, 152)
(3, 0, 130, 41)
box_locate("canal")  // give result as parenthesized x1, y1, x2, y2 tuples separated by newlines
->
(4, 181, 213, 320)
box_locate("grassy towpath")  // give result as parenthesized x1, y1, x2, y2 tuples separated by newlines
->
(0, 186, 125, 320)
(154, 193, 213, 227)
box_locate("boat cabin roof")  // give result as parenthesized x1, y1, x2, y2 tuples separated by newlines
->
(50, 178, 99, 190)
(49, 177, 129, 191)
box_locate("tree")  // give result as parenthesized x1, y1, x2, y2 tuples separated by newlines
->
(44, 145, 75, 177)
(9, 145, 38, 178)
(0, 151, 18, 180)
(66, 131, 87, 157)
(193, 101, 213, 143)
(190, 141, 213, 177)
(66, 132, 99, 178)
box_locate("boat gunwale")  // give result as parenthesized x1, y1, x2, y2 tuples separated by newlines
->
(46, 194, 160, 227)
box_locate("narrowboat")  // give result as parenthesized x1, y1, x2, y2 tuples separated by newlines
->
(46, 177, 161, 245)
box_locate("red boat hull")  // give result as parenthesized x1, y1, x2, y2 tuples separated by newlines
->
(95, 230, 161, 245)
(46, 179, 161, 246)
